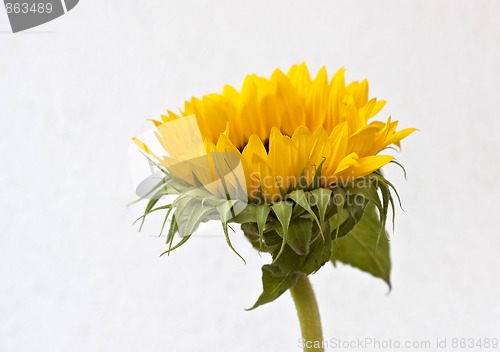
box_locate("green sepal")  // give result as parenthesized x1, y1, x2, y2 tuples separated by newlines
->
(271, 201, 293, 261)
(370, 172, 402, 233)
(271, 201, 293, 233)
(174, 200, 216, 237)
(231, 204, 258, 224)
(375, 177, 391, 241)
(133, 204, 171, 227)
(345, 179, 382, 214)
(344, 178, 387, 243)
(309, 188, 332, 224)
(309, 157, 327, 190)
(135, 181, 169, 230)
(255, 204, 271, 251)
(161, 235, 190, 256)
(294, 221, 332, 275)
(279, 217, 313, 256)
(134, 161, 401, 305)
(165, 214, 178, 253)
(217, 201, 245, 262)
(329, 207, 356, 239)
(332, 188, 346, 239)
(287, 189, 323, 241)
(241, 222, 281, 253)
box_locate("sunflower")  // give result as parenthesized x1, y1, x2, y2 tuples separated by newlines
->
(132, 65, 416, 349)
(134, 63, 415, 204)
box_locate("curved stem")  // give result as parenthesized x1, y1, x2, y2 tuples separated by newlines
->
(290, 274, 324, 352)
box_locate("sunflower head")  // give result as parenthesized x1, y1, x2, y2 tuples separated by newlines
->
(132, 63, 415, 308)
(135, 63, 414, 204)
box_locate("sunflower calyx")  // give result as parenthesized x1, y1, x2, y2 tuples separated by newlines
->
(133, 167, 397, 309)
(236, 172, 395, 309)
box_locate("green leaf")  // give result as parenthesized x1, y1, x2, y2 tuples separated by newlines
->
(247, 265, 300, 310)
(331, 203, 391, 288)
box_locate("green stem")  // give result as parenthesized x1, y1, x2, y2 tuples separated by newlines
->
(290, 274, 324, 352)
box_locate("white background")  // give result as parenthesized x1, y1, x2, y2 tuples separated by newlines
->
(1, 1, 499, 351)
